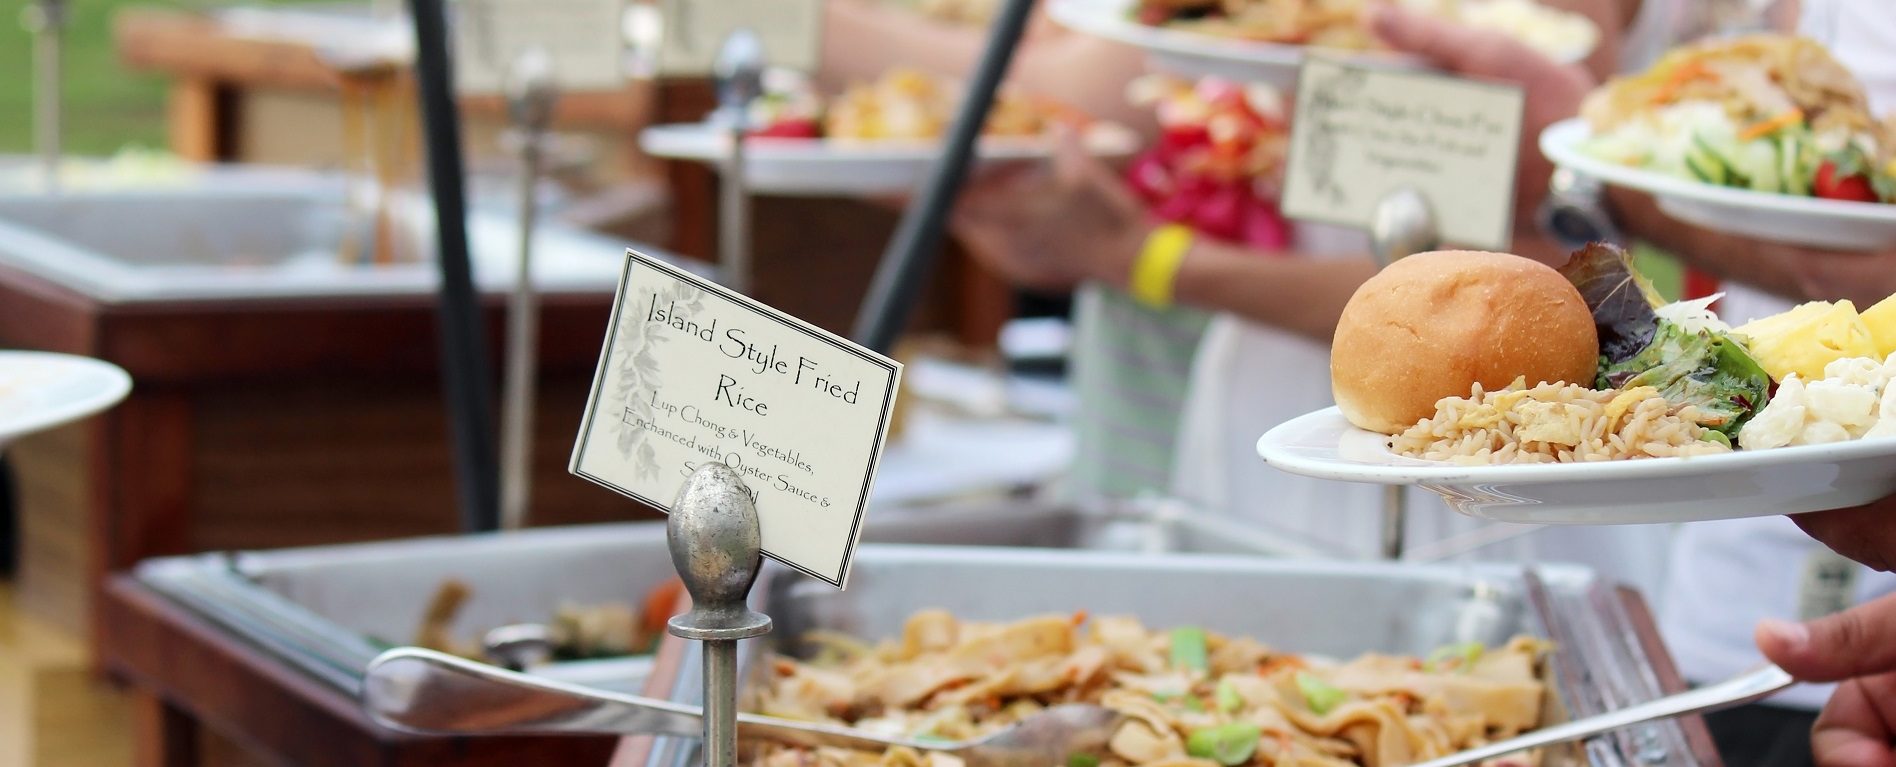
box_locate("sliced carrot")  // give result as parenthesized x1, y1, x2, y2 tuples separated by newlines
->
(1739, 108, 1804, 141)
(1650, 58, 1710, 104)
(1070, 610, 1089, 627)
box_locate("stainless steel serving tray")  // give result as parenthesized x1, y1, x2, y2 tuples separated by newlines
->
(132, 501, 1313, 695)
(638, 547, 1721, 767)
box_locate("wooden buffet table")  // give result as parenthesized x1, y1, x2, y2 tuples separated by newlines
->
(100, 575, 619, 767)
(0, 263, 656, 652)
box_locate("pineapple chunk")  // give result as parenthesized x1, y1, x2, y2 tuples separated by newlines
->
(1862, 293, 1896, 358)
(1737, 300, 1879, 381)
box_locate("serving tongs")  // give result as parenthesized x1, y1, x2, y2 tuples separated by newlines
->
(362, 647, 1121, 767)
(364, 647, 1794, 767)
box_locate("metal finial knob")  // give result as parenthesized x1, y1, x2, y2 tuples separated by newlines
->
(666, 463, 772, 641)
(505, 46, 558, 133)
(1369, 187, 1439, 268)
(712, 29, 765, 128)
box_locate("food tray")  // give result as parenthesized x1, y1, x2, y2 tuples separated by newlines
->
(133, 500, 1313, 695)
(637, 548, 1721, 767)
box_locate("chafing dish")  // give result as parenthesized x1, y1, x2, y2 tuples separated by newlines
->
(636, 546, 1719, 767)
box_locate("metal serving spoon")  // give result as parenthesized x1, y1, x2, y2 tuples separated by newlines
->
(361, 647, 1121, 767)
(1410, 664, 1796, 767)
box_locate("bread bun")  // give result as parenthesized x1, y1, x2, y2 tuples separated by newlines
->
(1331, 250, 1599, 435)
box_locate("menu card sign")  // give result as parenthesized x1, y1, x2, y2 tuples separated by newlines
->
(1281, 56, 1526, 250)
(656, 0, 822, 75)
(454, 0, 627, 94)
(571, 250, 901, 587)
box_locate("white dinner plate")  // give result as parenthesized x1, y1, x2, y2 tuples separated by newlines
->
(0, 351, 133, 450)
(1048, 0, 1591, 88)
(1542, 118, 1896, 251)
(1256, 407, 1896, 524)
(638, 123, 1142, 197)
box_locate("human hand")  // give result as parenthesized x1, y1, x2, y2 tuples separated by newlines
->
(951, 127, 1150, 291)
(1757, 592, 1896, 767)
(1367, 6, 1595, 228)
(1792, 497, 1896, 574)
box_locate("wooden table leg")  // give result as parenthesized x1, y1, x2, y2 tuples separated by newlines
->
(133, 690, 199, 767)
(91, 392, 194, 666)
(168, 78, 233, 163)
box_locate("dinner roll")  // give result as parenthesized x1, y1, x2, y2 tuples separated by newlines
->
(1331, 250, 1600, 435)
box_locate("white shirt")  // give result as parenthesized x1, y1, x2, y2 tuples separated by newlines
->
(1657, 0, 1896, 711)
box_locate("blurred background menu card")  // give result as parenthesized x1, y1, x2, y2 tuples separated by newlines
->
(453, 0, 629, 93)
(1283, 57, 1526, 250)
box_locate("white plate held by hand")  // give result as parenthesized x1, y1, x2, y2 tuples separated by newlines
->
(1256, 407, 1896, 524)
(1048, 0, 1592, 88)
(0, 352, 133, 450)
(639, 123, 1141, 197)
(1542, 118, 1896, 251)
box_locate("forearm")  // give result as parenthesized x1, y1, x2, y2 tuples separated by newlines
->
(1606, 187, 1826, 302)
(1147, 240, 1378, 343)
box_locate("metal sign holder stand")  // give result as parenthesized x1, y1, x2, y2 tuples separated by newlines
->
(664, 463, 772, 767)
(1366, 187, 1440, 560)
(498, 48, 558, 530)
(23, 0, 65, 192)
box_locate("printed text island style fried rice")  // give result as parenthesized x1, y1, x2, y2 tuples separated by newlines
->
(1390, 379, 1733, 465)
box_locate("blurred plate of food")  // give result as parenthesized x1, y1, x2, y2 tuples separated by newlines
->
(1049, 0, 1597, 87)
(1543, 34, 1896, 250)
(639, 68, 1140, 196)
(1257, 243, 1896, 523)
(0, 351, 132, 450)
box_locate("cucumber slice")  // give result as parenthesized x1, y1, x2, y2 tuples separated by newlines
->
(1692, 132, 1741, 188)
(1686, 148, 1727, 185)
(1739, 140, 1781, 192)
(1778, 130, 1815, 194)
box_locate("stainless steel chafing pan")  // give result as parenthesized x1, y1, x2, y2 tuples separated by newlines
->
(637, 546, 1722, 767)
(132, 500, 1314, 694)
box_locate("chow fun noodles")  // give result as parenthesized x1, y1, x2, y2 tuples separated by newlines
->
(1390, 379, 1731, 465)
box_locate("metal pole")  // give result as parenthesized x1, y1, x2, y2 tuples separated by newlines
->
(1367, 188, 1437, 561)
(407, 0, 502, 532)
(499, 49, 557, 531)
(850, 0, 1039, 353)
(713, 31, 763, 294)
(23, 0, 65, 192)
(665, 463, 772, 767)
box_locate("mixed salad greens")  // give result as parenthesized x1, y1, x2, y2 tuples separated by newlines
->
(1558, 244, 1773, 437)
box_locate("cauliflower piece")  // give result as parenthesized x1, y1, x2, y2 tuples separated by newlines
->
(1739, 376, 1806, 450)
(1802, 379, 1881, 437)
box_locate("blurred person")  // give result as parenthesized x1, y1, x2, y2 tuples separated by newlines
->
(821, 0, 1637, 506)
(948, 2, 1673, 590)
(1373, 2, 1896, 764)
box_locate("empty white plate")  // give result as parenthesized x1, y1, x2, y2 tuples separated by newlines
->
(0, 351, 133, 450)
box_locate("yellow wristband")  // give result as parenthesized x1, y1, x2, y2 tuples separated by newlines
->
(1129, 224, 1193, 308)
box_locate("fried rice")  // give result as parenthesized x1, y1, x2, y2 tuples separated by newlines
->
(1390, 379, 1732, 465)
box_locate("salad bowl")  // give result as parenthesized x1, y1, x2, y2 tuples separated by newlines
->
(1542, 118, 1896, 251)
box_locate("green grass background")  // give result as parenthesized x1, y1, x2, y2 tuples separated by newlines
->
(1, 0, 176, 154)
(0, 0, 329, 155)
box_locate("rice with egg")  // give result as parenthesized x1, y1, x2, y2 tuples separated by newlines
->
(1391, 379, 1731, 464)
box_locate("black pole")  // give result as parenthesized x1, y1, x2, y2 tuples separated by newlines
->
(408, 0, 501, 532)
(850, 0, 1038, 353)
